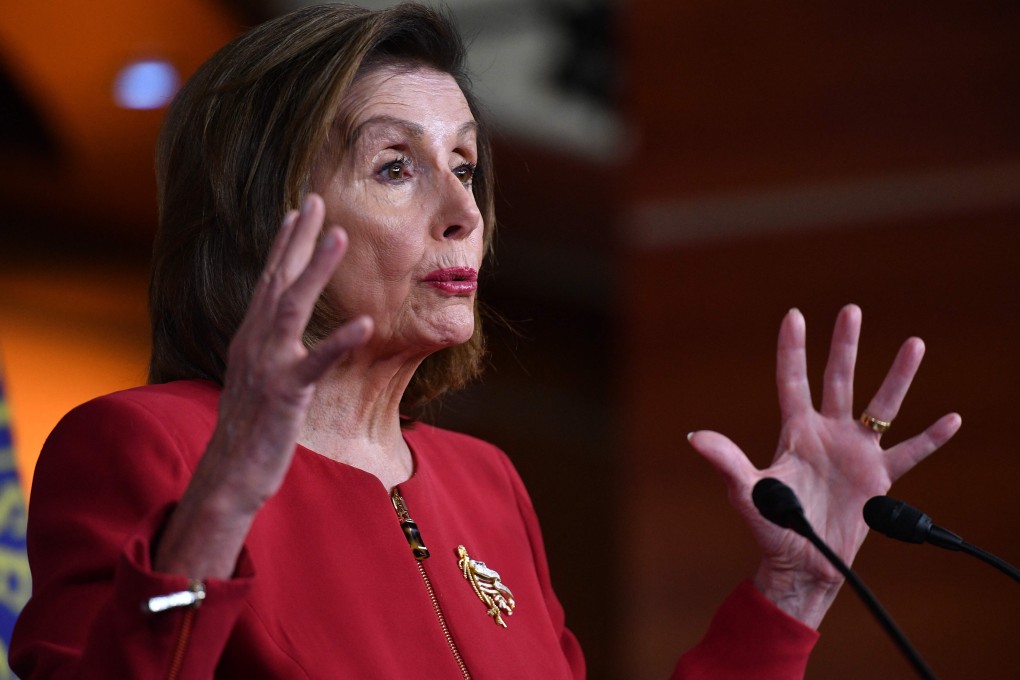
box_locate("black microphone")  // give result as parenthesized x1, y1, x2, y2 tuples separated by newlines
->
(752, 477, 811, 534)
(863, 496, 962, 549)
(752, 478, 937, 680)
(864, 495, 1020, 584)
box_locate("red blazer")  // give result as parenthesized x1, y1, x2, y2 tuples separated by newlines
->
(10, 380, 815, 678)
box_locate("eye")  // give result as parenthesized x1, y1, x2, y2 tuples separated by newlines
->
(453, 162, 476, 187)
(378, 156, 411, 182)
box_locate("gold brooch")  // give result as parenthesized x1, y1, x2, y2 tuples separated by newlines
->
(456, 545, 515, 627)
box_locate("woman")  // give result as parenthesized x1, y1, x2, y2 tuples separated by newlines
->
(9, 4, 960, 678)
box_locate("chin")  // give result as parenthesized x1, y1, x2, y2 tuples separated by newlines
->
(433, 323, 475, 348)
(420, 306, 475, 348)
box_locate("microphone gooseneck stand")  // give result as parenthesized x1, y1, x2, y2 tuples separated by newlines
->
(863, 495, 1020, 584)
(752, 478, 938, 680)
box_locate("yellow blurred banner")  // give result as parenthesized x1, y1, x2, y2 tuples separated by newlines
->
(0, 357, 30, 679)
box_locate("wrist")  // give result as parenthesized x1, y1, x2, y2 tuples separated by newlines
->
(754, 562, 843, 629)
(153, 468, 258, 580)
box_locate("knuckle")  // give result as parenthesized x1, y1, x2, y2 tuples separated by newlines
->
(273, 295, 305, 328)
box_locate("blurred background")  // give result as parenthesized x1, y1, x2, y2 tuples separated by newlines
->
(1, 0, 1018, 677)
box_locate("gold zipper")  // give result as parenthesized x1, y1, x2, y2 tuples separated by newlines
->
(391, 487, 471, 680)
(166, 606, 195, 680)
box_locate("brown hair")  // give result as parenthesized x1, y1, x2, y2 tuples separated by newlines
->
(149, 3, 495, 412)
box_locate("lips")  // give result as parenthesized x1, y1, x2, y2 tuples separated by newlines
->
(422, 267, 478, 294)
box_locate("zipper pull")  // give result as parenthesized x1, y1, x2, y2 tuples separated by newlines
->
(391, 487, 430, 560)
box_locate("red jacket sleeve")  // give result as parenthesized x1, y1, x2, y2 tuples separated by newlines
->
(9, 392, 253, 679)
(671, 579, 819, 679)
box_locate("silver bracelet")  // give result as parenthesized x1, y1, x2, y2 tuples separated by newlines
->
(143, 580, 206, 613)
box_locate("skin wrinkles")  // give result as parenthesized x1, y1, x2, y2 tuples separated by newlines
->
(348, 114, 479, 151)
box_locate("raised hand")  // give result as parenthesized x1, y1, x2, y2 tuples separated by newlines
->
(155, 194, 372, 579)
(687, 305, 961, 627)
(212, 194, 372, 510)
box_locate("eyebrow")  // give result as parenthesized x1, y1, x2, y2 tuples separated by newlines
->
(349, 115, 477, 147)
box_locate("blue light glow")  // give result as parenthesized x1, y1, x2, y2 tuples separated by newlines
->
(113, 60, 180, 110)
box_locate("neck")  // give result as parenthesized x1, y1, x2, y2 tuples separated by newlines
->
(298, 347, 425, 490)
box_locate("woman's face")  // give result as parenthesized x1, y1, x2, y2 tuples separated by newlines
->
(311, 66, 484, 360)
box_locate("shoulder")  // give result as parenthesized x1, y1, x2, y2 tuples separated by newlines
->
(403, 421, 511, 474)
(404, 421, 503, 456)
(29, 381, 222, 533)
(55, 380, 220, 433)
(73, 379, 220, 418)
(40, 380, 221, 474)
(404, 421, 533, 507)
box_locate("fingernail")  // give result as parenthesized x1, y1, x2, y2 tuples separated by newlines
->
(686, 431, 695, 442)
(322, 229, 337, 249)
(354, 315, 373, 338)
(301, 194, 315, 213)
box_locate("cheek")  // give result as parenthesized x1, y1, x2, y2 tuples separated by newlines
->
(340, 225, 426, 301)
(471, 226, 485, 259)
(366, 222, 426, 282)
(340, 196, 424, 275)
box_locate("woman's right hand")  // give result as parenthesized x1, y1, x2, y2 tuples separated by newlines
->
(154, 194, 372, 579)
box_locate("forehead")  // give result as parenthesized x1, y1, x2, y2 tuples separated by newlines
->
(343, 66, 475, 141)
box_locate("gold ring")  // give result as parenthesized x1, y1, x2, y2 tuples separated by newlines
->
(860, 411, 891, 434)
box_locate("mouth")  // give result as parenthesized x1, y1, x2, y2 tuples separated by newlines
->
(423, 267, 478, 282)
(423, 267, 478, 294)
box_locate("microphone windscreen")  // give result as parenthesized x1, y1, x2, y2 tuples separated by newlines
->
(752, 478, 804, 530)
(863, 496, 931, 544)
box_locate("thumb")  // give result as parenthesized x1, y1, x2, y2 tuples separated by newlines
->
(687, 430, 758, 498)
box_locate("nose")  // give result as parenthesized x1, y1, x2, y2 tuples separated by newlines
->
(432, 170, 483, 241)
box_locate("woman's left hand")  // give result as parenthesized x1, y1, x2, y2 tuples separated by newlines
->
(687, 304, 961, 627)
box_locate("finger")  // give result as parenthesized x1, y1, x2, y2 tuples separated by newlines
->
(278, 194, 326, 283)
(886, 412, 962, 481)
(297, 315, 374, 383)
(245, 210, 300, 322)
(265, 227, 348, 348)
(687, 430, 758, 495)
(862, 337, 925, 426)
(776, 308, 813, 420)
(820, 304, 861, 418)
(286, 226, 348, 307)
(263, 209, 300, 278)
(244, 196, 328, 338)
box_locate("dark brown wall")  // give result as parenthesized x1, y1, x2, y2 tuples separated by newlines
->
(617, 2, 1020, 677)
